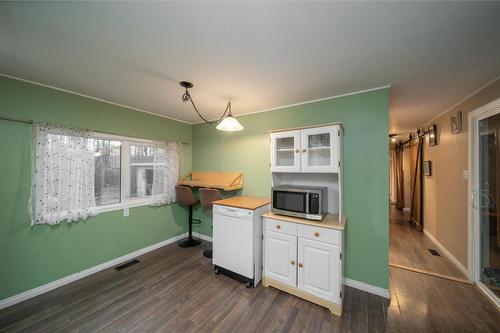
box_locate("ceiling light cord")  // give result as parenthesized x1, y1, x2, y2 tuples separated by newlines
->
(181, 86, 231, 124)
(179, 81, 243, 131)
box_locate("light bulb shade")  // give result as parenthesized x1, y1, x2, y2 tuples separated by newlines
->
(216, 115, 244, 131)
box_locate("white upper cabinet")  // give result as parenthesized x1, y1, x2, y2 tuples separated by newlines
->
(270, 125, 341, 173)
(301, 126, 340, 173)
(270, 130, 301, 173)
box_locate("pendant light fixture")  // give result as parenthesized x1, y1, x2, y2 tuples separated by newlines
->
(180, 81, 244, 131)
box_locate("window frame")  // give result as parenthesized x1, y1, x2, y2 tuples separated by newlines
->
(89, 132, 168, 214)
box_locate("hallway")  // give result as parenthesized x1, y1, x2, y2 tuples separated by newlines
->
(387, 205, 500, 332)
(389, 205, 467, 280)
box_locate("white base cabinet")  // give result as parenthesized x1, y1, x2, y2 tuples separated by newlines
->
(298, 238, 341, 304)
(262, 215, 344, 315)
(263, 230, 296, 287)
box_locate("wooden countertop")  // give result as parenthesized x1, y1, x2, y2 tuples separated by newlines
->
(177, 180, 243, 191)
(262, 212, 347, 231)
(177, 171, 244, 191)
(213, 196, 271, 210)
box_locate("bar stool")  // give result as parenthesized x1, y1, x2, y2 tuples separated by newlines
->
(175, 185, 201, 248)
(199, 188, 222, 258)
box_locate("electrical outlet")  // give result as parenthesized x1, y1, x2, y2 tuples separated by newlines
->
(123, 207, 129, 217)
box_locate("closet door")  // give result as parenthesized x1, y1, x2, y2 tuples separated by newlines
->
(300, 125, 339, 173)
(270, 130, 301, 173)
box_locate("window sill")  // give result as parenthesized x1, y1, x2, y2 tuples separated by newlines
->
(91, 197, 167, 215)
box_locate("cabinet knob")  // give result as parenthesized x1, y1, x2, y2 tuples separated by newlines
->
(276, 225, 281, 229)
(302, 148, 307, 153)
(295, 149, 300, 153)
(314, 232, 320, 237)
(290, 260, 295, 265)
(298, 263, 303, 268)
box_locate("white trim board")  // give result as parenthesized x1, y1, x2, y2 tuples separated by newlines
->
(193, 85, 391, 124)
(423, 228, 470, 279)
(344, 278, 390, 299)
(423, 74, 500, 127)
(0, 73, 191, 125)
(1, 229, 391, 312)
(193, 232, 212, 243)
(1, 72, 390, 127)
(0, 232, 189, 310)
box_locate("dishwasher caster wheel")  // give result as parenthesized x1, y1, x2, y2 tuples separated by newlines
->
(214, 268, 219, 275)
(245, 281, 252, 288)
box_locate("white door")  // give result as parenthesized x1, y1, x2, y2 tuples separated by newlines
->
(301, 125, 340, 173)
(270, 130, 301, 173)
(470, 98, 500, 308)
(263, 230, 297, 287)
(297, 238, 340, 303)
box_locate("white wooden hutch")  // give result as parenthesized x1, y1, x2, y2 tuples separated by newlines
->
(262, 123, 346, 315)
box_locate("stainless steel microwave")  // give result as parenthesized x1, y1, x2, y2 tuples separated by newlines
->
(271, 185, 328, 220)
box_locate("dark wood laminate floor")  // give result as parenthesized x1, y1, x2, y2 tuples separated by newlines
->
(1, 239, 499, 332)
(389, 205, 467, 279)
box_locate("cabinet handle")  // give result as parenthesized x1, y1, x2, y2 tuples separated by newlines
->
(290, 260, 295, 265)
(298, 263, 303, 268)
(314, 232, 320, 237)
(276, 225, 281, 229)
(295, 149, 300, 153)
(302, 149, 307, 153)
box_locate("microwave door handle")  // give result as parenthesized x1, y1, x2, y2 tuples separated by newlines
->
(305, 193, 309, 214)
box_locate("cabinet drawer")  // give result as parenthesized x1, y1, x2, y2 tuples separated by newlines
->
(263, 218, 297, 236)
(297, 224, 341, 244)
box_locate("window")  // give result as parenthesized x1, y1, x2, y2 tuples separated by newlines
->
(94, 139, 121, 206)
(92, 137, 175, 211)
(31, 124, 180, 225)
(130, 145, 155, 198)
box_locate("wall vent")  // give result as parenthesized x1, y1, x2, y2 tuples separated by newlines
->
(428, 249, 440, 256)
(114, 259, 140, 271)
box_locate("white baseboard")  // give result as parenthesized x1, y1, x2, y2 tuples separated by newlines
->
(193, 232, 212, 242)
(344, 278, 390, 299)
(0, 232, 189, 310)
(423, 228, 470, 279)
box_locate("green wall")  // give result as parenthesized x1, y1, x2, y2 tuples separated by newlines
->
(0, 75, 389, 300)
(192, 89, 390, 289)
(0, 76, 192, 300)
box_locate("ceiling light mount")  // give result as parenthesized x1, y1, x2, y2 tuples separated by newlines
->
(179, 81, 243, 131)
(180, 81, 193, 89)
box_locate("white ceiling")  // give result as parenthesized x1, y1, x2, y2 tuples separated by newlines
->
(1, 2, 499, 132)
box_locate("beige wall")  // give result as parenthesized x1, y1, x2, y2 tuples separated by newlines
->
(423, 78, 500, 268)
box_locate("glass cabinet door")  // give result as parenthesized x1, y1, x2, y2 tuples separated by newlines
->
(301, 126, 339, 173)
(270, 130, 301, 172)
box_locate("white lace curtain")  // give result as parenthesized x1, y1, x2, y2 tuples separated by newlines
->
(30, 123, 181, 225)
(30, 124, 96, 225)
(151, 141, 180, 206)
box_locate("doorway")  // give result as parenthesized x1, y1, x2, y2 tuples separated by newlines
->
(469, 98, 500, 307)
(389, 134, 469, 282)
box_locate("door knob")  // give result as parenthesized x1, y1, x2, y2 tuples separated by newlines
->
(298, 263, 303, 268)
(290, 260, 295, 265)
(302, 149, 307, 153)
(295, 149, 300, 153)
(314, 232, 320, 237)
(276, 225, 281, 229)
